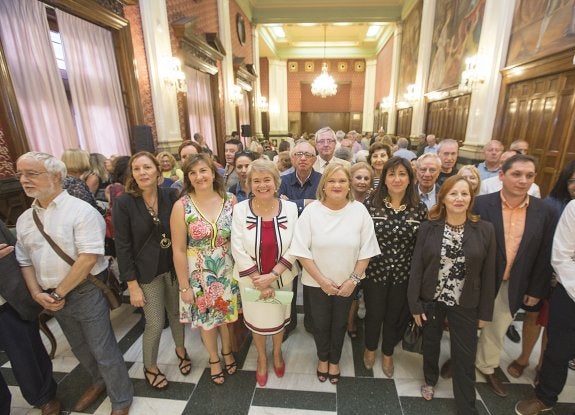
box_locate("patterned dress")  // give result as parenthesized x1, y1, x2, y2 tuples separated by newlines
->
(179, 193, 239, 329)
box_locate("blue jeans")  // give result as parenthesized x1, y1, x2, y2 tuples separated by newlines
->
(54, 281, 133, 410)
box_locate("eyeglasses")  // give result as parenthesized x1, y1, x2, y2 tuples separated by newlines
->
(316, 139, 336, 145)
(293, 151, 316, 159)
(15, 171, 49, 180)
(568, 179, 575, 184)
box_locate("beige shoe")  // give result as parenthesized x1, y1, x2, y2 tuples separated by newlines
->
(382, 357, 394, 378)
(363, 350, 375, 370)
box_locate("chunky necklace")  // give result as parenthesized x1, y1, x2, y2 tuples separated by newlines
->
(384, 197, 406, 214)
(446, 221, 465, 231)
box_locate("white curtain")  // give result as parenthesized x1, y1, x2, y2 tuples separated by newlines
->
(185, 66, 216, 154)
(56, 9, 130, 157)
(0, 0, 79, 157)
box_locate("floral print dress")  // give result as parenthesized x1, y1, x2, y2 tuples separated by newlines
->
(179, 193, 239, 329)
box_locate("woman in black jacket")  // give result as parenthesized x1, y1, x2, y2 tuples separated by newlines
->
(408, 175, 496, 415)
(113, 151, 191, 390)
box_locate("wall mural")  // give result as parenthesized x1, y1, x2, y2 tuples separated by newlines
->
(427, 0, 486, 92)
(397, 0, 422, 100)
(507, 0, 575, 66)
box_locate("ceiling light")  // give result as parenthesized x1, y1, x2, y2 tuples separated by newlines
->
(366, 25, 381, 38)
(271, 26, 285, 38)
(311, 25, 337, 98)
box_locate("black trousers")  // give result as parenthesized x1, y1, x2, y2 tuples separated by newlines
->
(305, 285, 355, 364)
(286, 274, 313, 333)
(422, 302, 479, 415)
(535, 283, 575, 406)
(0, 304, 57, 415)
(363, 278, 408, 355)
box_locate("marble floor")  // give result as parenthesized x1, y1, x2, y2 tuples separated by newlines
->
(3, 300, 575, 415)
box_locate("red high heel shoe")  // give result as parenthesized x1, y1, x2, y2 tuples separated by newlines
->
(274, 361, 285, 378)
(256, 370, 268, 386)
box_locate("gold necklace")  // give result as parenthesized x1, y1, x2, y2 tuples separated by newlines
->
(384, 197, 406, 214)
(254, 199, 277, 214)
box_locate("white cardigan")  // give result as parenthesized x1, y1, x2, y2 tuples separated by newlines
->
(231, 199, 298, 288)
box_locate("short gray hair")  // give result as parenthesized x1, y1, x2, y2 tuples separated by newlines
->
(437, 138, 458, 153)
(397, 137, 409, 149)
(17, 151, 67, 185)
(416, 153, 442, 170)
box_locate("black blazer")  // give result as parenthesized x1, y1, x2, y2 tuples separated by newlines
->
(473, 192, 557, 314)
(408, 219, 496, 322)
(0, 220, 42, 321)
(113, 187, 178, 284)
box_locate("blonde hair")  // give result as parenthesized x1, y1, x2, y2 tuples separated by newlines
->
(61, 149, 90, 176)
(457, 164, 481, 195)
(316, 163, 352, 202)
(246, 159, 280, 193)
(156, 151, 177, 171)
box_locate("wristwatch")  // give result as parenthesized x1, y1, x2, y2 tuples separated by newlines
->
(49, 291, 64, 302)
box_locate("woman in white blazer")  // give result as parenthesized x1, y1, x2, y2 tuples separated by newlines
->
(231, 159, 298, 387)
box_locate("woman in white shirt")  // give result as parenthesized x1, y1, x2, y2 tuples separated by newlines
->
(290, 164, 380, 384)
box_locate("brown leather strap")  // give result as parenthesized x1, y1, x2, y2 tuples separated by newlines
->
(31, 210, 114, 299)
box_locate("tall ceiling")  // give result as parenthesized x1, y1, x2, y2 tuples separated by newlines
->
(236, 0, 413, 59)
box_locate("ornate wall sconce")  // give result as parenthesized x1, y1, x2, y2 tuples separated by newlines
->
(230, 84, 243, 106)
(162, 56, 186, 92)
(458, 55, 484, 92)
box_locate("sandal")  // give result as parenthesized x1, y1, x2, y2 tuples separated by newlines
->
(328, 372, 341, 384)
(317, 361, 328, 383)
(176, 349, 192, 376)
(221, 350, 237, 375)
(421, 384, 434, 401)
(144, 367, 169, 390)
(507, 360, 528, 378)
(209, 359, 225, 385)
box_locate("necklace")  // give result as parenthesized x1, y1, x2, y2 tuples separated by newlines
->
(253, 199, 277, 214)
(384, 197, 406, 214)
(143, 194, 171, 248)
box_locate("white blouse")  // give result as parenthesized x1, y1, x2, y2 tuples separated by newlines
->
(290, 200, 381, 287)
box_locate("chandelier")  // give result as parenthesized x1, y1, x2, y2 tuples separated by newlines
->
(311, 25, 337, 98)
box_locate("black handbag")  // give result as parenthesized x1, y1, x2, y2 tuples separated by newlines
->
(402, 319, 423, 354)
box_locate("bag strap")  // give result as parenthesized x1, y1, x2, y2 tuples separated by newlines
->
(32, 210, 110, 294)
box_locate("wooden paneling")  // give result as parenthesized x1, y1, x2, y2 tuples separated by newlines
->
(301, 113, 350, 135)
(396, 107, 412, 137)
(425, 94, 470, 142)
(493, 49, 575, 197)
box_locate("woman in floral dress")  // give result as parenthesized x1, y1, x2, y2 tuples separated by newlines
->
(171, 154, 239, 385)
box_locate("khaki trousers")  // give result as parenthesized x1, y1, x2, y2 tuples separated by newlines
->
(476, 280, 514, 375)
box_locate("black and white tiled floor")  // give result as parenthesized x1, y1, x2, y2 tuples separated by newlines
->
(3, 301, 575, 415)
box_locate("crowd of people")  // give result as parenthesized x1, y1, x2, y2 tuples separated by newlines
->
(1, 127, 574, 415)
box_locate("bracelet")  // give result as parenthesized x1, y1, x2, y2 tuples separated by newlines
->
(349, 273, 362, 286)
(49, 291, 64, 302)
(179, 287, 191, 293)
(271, 270, 280, 278)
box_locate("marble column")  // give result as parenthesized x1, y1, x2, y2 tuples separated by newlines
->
(217, 0, 237, 135)
(268, 59, 288, 135)
(410, 0, 435, 136)
(362, 59, 377, 133)
(461, 0, 516, 159)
